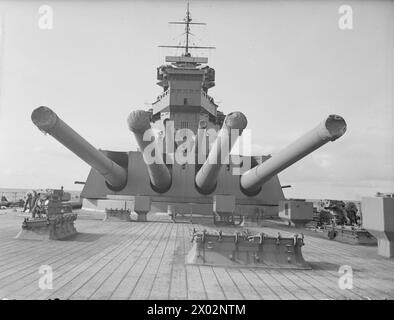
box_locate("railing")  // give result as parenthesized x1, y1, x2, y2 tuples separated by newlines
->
(153, 89, 170, 105)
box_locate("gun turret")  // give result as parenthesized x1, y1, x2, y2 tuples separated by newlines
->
(195, 112, 247, 194)
(240, 115, 347, 194)
(127, 110, 172, 193)
(31, 106, 127, 189)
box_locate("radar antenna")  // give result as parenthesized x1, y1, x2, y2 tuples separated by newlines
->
(158, 2, 215, 56)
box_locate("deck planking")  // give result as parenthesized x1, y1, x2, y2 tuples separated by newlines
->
(0, 210, 393, 300)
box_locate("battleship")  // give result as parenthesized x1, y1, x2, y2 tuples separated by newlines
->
(0, 5, 393, 300)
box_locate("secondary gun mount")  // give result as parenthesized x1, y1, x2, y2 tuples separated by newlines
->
(15, 189, 78, 241)
(31, 106, 127, 190)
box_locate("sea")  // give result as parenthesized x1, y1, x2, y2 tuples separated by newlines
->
(0, 187, 81, 202)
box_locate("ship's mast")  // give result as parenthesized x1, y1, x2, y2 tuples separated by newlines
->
(159, 2, 215, 56)
(185, 3, 190, 55)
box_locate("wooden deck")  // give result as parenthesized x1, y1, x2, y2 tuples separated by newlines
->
(0, 209, 393, 300)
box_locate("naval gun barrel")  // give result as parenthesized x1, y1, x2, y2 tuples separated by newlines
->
(31, 106, 127, 189)
(127, 110, 172, 193)
(240, 115, 347, 193)
(195, 112, 247, 194)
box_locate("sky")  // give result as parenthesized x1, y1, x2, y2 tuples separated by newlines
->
(0, 0, 393, 200)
